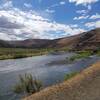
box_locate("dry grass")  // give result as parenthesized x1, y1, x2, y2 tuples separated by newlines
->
(23, 61, 100, 100)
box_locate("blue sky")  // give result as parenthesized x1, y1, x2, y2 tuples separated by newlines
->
(0, 0, 100, 40)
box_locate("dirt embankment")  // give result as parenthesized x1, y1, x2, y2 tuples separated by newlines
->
(24, 61, 100, 100)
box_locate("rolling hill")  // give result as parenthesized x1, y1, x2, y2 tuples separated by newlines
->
(0, 28, 100, 50)
(54, 28, 100, 50)
(7, 39, 53, 48)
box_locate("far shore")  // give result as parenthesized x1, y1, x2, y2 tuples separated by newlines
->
(0, 48, 69, 60)
(0, 48, 100, 60)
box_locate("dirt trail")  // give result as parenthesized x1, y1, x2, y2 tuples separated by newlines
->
(24, 61, 100, 100)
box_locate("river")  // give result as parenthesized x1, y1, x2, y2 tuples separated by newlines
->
(0, 53, 100, 100)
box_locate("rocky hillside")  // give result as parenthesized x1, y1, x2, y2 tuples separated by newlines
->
(23, 61, 100, 100)
(0, 28, 100, 50)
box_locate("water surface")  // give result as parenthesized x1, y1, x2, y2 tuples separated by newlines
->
(0, 53, 100, 100)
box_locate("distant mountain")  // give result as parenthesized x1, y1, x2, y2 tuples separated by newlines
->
(0, 28, 100, 50)
(7, 39, 53, 48)
(0, 40, 12, 47)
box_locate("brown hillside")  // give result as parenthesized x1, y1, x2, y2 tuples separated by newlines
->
(55, 28, 100, 50)
(74, 28, 100, 50)
(0, 28, 100, 50)
(8, 39, 52, 48)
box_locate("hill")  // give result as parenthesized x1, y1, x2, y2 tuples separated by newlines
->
(54, 28, 100, 50)
(0, 28, 100, 50)
(7, 39, 53, 48)
(74, 28, 100, 50)
(23, 61, 100, 100)
(0, 40, 12, 47)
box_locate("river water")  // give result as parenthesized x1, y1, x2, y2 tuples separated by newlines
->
(0, 53, 100, 100)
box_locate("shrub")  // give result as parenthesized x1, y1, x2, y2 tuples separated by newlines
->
(68, 51, 92, 62)
(64, 72, 78, 81)
(12, 54, 27, 59)
(13, 73, 42, 94)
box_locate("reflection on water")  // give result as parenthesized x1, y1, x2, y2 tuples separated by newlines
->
(0, 53, 100, 100)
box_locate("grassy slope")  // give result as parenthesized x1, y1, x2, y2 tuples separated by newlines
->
(23, 61, 100, 100)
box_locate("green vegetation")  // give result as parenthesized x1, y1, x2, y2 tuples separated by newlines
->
(68, 51, 93, 62)
(64, 72, 78, 81)
(0, 48, 53, 60)
(0, 47, 69, 60)
(13, 73, 42, 94)
(96, 50, 100, 56)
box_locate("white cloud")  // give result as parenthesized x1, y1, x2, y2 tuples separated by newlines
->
(76, 10, 87, 14)
(90, 13, 100, 19)
(48, 1, 66, 9)
(73, 15, 89, 20)
(87, 5, 92, 10)
(85, 20, 100, 28)
(0, 1, 13, 9)
(69, 0, 98, 10)
(0, 32, 11, 40)
(69, 0, 99, 5)
(24, 3, 32, 8)
(0, 8, 85, 40)
(74, 13, 100, 21)
(48, 4, 59, 8)
(70, 24, 78, 28)
(0, 1, 86, 40)
(60, 1, 66, 5)
(76, 9, 89, 15)
(45, 9, 55, 13)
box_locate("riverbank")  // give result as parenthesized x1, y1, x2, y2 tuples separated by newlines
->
(23, 61, 100, 100)
(0, 47, 100, 60)
(0, 48, 69, 60)
(0, 48, 50, 60)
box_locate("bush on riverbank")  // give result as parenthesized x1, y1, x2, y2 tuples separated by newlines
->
(68, 51, 93, 62)
(96, 50, 100, 56)
(13, 73, 42, 94)
(64, 72, 78, 81)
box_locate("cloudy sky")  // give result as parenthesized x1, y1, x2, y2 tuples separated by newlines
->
(0, 0, 100, 40)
